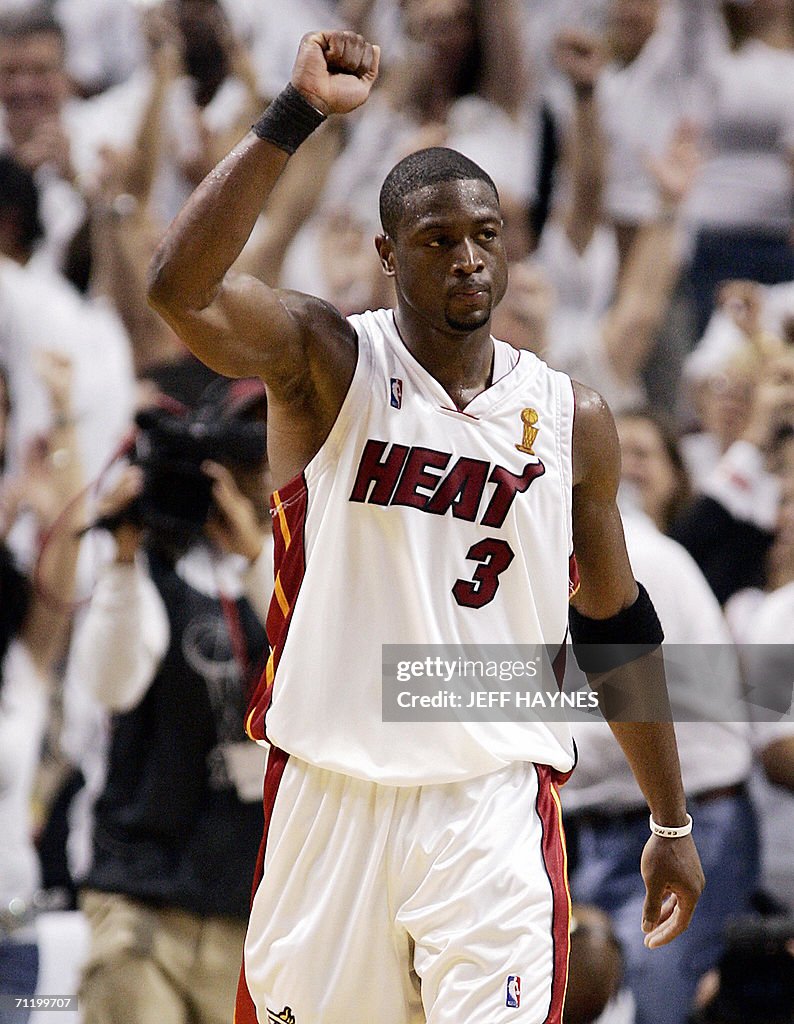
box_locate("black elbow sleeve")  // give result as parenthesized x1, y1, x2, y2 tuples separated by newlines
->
(569, 581, 664, 674)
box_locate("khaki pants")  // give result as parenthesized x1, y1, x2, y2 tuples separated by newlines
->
(79, 891, 246, 1024)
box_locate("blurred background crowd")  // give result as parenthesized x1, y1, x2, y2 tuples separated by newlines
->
(1, 1, 794, 1023)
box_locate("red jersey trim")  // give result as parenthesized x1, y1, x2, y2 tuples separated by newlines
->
(234, 746, 291, 1024)
(535, 764, 572, 1024)
(245, 474, 308, 743)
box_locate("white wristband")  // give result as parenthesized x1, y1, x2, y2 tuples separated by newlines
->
(649, 813, 693, 839)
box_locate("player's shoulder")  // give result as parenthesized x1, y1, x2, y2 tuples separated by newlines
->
(572, 379, 612, 423)
(276, 290, 357, 344)
(490, 336, 576, 396)
(572, 380, 618, 444)
(570, 380, 620, 489)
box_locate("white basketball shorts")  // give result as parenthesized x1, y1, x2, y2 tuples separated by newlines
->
(235, 752, 570, 1024)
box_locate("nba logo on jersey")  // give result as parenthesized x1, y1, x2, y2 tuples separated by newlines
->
(506, 976, 521, 1008)
(266, 1008, 296, 1024)
(389, 377, 403, 409)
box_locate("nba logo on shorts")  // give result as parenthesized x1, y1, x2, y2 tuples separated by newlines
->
(390, 377, 403, 409)
(506, 975, 521, 1008)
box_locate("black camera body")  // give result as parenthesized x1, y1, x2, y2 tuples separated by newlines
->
(99, 405, 267, 547)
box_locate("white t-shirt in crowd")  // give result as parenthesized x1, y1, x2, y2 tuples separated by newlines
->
(597, 0, 723, 225)
(533, 222, 645, 413)
(732, 585, 794, 910)
(0, 257, 134, 481)
(685, 40, 794, 234)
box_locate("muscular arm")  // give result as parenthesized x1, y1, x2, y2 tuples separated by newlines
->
(147, 129, 327, 381)
(146, 102, 341, 384)
(234, 118, 344, 287)
(147, 32, 379, 464)
(570, 381, 704, 946)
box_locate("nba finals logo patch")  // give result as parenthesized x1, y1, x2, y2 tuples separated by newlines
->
(506, 976, 521, 1008)
(515, 408, 539, 455)
(390, 377, 403, 409)
(266, 1008, 296, 1024)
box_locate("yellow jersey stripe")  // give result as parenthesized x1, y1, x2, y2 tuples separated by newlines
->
(273, 489, 292, 549)
(274, 572, 290, 618)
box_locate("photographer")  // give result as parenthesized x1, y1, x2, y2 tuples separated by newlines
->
(70, 395, 273, 1024)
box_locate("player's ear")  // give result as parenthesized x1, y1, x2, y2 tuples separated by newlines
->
(375, 234, 395, 277)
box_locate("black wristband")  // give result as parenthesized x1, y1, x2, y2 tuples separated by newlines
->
(569, 581, 664, 674)
(252, 83, 327, 155)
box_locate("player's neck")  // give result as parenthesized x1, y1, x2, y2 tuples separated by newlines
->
(393, 309, 494, 411)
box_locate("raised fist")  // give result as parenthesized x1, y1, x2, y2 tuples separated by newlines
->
(291, 31, 380, 117)
(553, 28, 604, 93)
(644, 119, 702, 210)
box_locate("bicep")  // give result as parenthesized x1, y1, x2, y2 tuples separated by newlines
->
(570, 382, 638, 618)
(153, 272, 309, 381)
(173, 279, 357, 408)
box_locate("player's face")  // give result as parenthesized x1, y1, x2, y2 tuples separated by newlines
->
(383, 179, 508, 336)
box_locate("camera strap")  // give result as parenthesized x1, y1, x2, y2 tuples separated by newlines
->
(218, 589, 253, 693)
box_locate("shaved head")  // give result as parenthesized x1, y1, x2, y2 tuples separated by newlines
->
(379, 147, 499, 237)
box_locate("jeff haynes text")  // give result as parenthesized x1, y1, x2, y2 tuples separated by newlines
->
(395, 690, 601, 709)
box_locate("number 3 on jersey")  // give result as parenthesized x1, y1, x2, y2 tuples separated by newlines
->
(452, 538, 515, 608)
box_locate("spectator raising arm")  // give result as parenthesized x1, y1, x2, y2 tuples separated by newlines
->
(553, 27, 606, 256)
(176, 3, 268, 188)
(671, 350, 794, 603)
(601, 119, 702, 386)
(16, 352, 85, 675)
(88, 7, 185, 374)
(474, 0, 531, 119)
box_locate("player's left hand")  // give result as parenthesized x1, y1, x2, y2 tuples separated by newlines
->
(640, 834, 705, 949)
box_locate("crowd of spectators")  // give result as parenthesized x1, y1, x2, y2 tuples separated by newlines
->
(1, 1, 793, 1023)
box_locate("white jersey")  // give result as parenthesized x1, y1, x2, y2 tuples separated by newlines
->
(247, 308, 577, 784)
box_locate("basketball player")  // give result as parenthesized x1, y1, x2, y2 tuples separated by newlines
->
(147, 30, 705, 1024)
